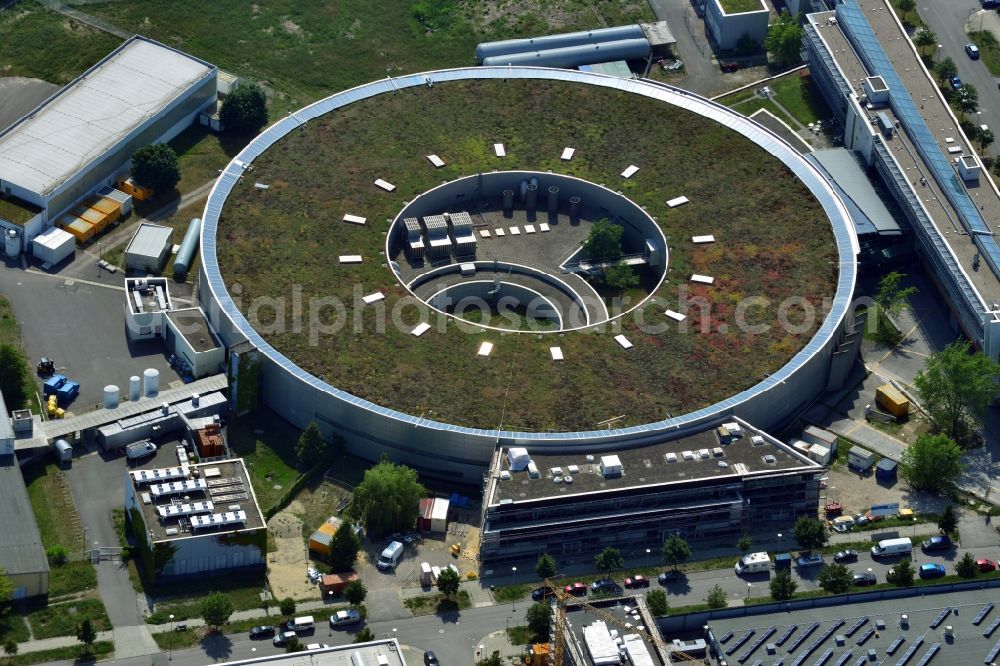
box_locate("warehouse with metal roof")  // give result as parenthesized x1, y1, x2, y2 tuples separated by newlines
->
(0, 35, 217, 232)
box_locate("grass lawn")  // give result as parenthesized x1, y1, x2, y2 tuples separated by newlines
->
(0, 296, 41, 414)
(493, 583, 533, 604)
(0, 1, 122, 84)
(0, 614, 30, 645)
(26, 598, 111, 639)
(48, 561, 99, 599)
(228, 408, 302, 511)
(771, 73, 833, 126)
(217, 78, 837, 432)
(23, 462, 85, 554)
(737, 97, 800, 128)
(169, 125, 249, 195)
(404, 590, 472, 616)
(888, 0, 925, 33)
(9, 641, 113, 666)
(719, 0, 765, 13)
(968, 30, 1000, 77)
(146, 575, 270, 624)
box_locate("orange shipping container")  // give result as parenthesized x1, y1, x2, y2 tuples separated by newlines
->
(59, 216, 94, 242)
(90, 197, 121, 222)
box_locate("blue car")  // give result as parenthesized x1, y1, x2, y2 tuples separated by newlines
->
(950, 76, 963, 91)
(919, 563, 946, 579)
(921, 535, 952, 552)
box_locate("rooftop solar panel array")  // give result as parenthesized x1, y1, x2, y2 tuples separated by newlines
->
(739, 627, 777, 662)
(856, 628, 874, 646)
(812, 648, 833, 665)
(836, 0, 1000, 285)
(788, 623, 821, 654)
(930, 609, 951, 629)
(913, 642, 939, 666)
(985, 638, 1000, 664)
(982, 616, 1000, 638)
(845, 617, 868, 637)
(729, 629, 756, 654)
(887, 636, 905, 655)
(832, 652, 853, 666)
(776, 626, 798, 646)
(972, 603, 994, 626)
(893, 634, 924, 666)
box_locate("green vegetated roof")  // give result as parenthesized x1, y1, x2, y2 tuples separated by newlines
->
(0, 195, 42, 226)
(719, 0, 766, 14)
(217, 79, 837, 432)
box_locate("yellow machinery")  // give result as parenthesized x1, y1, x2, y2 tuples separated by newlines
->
(544, 578, 704, 665)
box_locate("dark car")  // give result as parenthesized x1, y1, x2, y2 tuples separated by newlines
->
(833, 549, 858, 564)
(249, 625, 275, 639)
(720, 61, 740, 73)
(423, 651, 440, 666)
(531, 586, 555, 601)
(919, 563, 947, 579)
(796, 553, 824, 568)
(921, 535, 952, 552)
(658, 571, 680, 585)
(564, 582, 587, 596)
(852, 571, 877, 587)
(951, 75, 963, 91)
(591, 578, 623, 595)
(966, 43, 981, 60)
(624, 575, 649, 588)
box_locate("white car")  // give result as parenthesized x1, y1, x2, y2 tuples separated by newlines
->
(306, 643, 331, 650)
(307, 567, 321, 583)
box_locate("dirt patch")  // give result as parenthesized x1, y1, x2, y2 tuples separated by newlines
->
(282, 19, 302, 35)
(267, 500, 318, 601)
(825, 464, 949, 519)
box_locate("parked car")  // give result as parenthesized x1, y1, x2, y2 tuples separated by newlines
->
(833, 550, 858, 564)
(951, 75, 963, 91)
(249, 625, 275, 640)
(591, 578, 623, 595)
(329, 609, 361, 627)
(658, 571, 680, 585)
(306, 643, 331, 650)
(921, 535, 952, 552)
(796, 553, 825, 568)
(852, 571, 877, 587)
(624, 575, 649, 588)
(273, 631, 297, 647)
(423, 651, 440, 666)
(977, 558, 997, 573)
(919, 563, 947, 579)
(564, 582, 587, 596)
(531, 586, 555, 601)
(307, 567, 321, 583)
(720, 61, 740, 73)
(966, 43, 981, 60)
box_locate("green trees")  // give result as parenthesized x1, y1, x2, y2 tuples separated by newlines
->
(436, 567, 460, 598)
(769, 570, 798, 601)
(328, 519, 361, 572)
(286, 636, 304, 651)
(646, 589, 669, 616)
(706, 584, 727, 609)
(353, 628, 375, 644)
(0, 344, 28, 410)
(899, 433, 965, 493)
(875, 272, 918, 317)
(477, 651, 504, 666)
(200, 592, 234, 629)
(46, 545, 68, 566)
(219, 82, 269, 135)
(956, 552, 978, 579)
(914, 340, 1000, 440)
(662, 535, 691, 570)
(604, 263, 639, 295)
(817, 564, 853, 594)
(351, 456, 425, 538)
(937, 504, 958, 534)
(0, 568, 11, 613)
(956, 84, 980, 119)
(76, 618, 97, 654)
(935, 57, 958, 84)
(891, 558, 915, 587)
(793, 516, 827, 550)
(526, 602, 553, 640)
(3, 638, 17, 663)
(915, 28, 937, 55)
(344, 579, 367, 607)
(594, 546, 624, 573)
(896, 0, 915, 19)
(764, 12, 804, 66)
(279, 597, 296, 617)
(295, 421, 328, 467)
(534, 553, 557, 580)
(582, 219, 623, 261)
(737, 534, 752, 553)
(132, 143, 180, 193)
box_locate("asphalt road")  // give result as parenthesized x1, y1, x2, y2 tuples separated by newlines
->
(918, 2, 1000, 155)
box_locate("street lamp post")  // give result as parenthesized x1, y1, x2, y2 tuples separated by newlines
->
(746, 583, 752, 601)
(251, 648, 256, 660)
(511, 566, 517, 610)
(169, 614, 174, 661)
(645, 548, 651, 569)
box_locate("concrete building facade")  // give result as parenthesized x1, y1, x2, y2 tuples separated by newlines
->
(705, 0, 770, 51)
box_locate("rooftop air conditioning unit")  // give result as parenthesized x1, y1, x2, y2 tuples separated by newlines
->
(499, 470, 511, 480)
(165, 527, 179, 536)
(564, 475, 573, 484)
(763, 455, 776, 464)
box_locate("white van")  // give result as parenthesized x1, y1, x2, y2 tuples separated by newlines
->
(285, 616, 315, 633)
(735, 552, 771, 575)
(377, 540, 405, 571)
(871, 537, 912, 558)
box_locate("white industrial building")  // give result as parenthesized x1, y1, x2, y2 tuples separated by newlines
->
(124, 222, 173, 273)
(0, 36, 217, 251)
(30, 227, 75, 267)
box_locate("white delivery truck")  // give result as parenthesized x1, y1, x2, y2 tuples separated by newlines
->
(377, 541, 405, 571)
(871, 537, 912, 558)
(735, 552, 771, 575)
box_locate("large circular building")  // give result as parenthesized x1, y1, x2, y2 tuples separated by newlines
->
(199, 67, 858, 481)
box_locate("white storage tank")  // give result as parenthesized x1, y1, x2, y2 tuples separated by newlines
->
(129, 375, 141, 401)
(143, 368, 159, 397)
(54, 439, 73, 463)
(103, 385, 119, 409)
(4, 229, 19, 257)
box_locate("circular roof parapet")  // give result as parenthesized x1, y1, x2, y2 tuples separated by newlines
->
(201, 66, 858, 443)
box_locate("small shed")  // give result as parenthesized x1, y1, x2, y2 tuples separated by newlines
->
(600, 455, 623, 477)
(875, 458, 898, 482)
(32, 227, 75, 267)
(124, 222, 173, 273)
(418, 498, 433, 531)
(806, 443, 831, 465)
(308, 517, 342, 556)
(321, 571, 358, 597)
(848, 446, 875, 471)
(507, 447, 530, 471)
(430, 497, 450, 533)
(802, 425, 838, 453)
(53, 439, 73, 463)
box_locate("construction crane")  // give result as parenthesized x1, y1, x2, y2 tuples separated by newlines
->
(543, 579, 705, 665)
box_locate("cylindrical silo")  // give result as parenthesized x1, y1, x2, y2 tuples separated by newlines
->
(569, 196, 582, 217)
(502, 189, 514, 213)
(475, 24, 645, 63)
(143, 368, 160, 397)
(172, 217, 202, 278)
(518, 179, 529, 203)
(4, 229, 20, 258)
(525, 183, 538, 211)
(103, 385, 119, 409)
(548, 186, 559, 213)
(129, 376, 141, 401)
